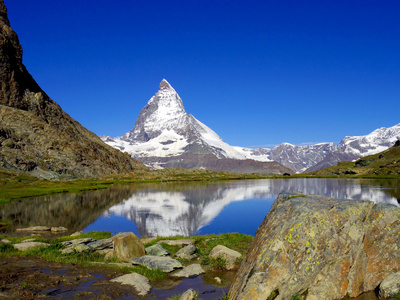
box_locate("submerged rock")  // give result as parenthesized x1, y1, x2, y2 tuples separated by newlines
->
(178, 288, 198, 300)
(110, 273, 151, 296)
(229, 191, 400, 300)
(131, 255, 183, 273)
(171, 264, 205, 278)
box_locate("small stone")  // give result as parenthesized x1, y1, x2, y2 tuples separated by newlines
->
(209, 245, 241, 270)
(110, 273, 151, 296)
(174, 244, 197, 260)
(171, 264, 205, 278)
(60, 247, 74, 254)
(1, 239, 11, 244)
(146, 244, 169, 256)
(74, 244, 91, 252)
(70, 231, 83, 237)
(214, 277, 222, 284)
(51, 226, 68, 232)
(179, 289, 198, 300)
(157, 239, 195, 246)
(14, 242, 50, 251)
(379, 272, 400, 298)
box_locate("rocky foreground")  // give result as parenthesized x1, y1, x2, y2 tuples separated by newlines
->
(229, 191, 400, 300)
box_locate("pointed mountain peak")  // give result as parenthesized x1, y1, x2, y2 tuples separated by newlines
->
(159, 79, 174, 91)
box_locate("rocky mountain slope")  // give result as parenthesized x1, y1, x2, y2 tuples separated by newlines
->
(305, 123, 400, 172)
(0, 0, 147, 178)
(102, 79, 292, 175)
(309, 139, 400, 176)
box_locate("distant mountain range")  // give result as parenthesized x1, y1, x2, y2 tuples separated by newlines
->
(0, 0, 146, 178)
(101, 79, 400, 173)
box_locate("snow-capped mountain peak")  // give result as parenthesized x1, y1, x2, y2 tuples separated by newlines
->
(159, 78, 174, 90)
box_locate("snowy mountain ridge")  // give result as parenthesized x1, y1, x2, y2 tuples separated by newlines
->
(101, 79, 400, 173)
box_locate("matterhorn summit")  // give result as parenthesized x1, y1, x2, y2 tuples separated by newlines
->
(101, 80, 292, 174)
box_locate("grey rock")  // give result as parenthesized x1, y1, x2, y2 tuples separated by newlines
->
(1, 239, 11, 244)
(60, 247, 75, 255)
(88, 237, 113, 250)
(51, 226, 68, 232)
(60, 238, 95, 247)
(146, 244, 169, 256)
(110, 273, 151, 296)
(171, 264, 205, 278)
(14, 242, 50, 251)
(178, 288, 198, 300)
(70, 231, 83, 237)
(379, 272, 400, 298)
(174, 244, 197, 260)
(131, 255, 183, 273)
(74, 244, 91, 252)
(209, 245, 241, 270)
(157, 239, 194, 246)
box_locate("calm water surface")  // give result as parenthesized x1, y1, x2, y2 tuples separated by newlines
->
(2, 178, 399, 237)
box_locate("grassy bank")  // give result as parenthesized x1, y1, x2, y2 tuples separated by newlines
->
(0, 168, 273, 205)
(0, 231, 253, 282)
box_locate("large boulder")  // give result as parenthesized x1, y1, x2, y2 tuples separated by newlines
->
(229, 192, 400, 300)
(113, 232, 145, 261)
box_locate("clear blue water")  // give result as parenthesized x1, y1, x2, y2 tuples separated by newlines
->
(1, 178, 399, 237)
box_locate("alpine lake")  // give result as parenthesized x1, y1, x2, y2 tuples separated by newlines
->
(1, 178, 399, 238)
(1, 178, 400, 300)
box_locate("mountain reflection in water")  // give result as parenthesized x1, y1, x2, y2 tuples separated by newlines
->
(1, 179, 399, 237)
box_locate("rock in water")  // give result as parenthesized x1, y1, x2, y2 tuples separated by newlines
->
(228, 191, 400, 300)
(0, 0, 147, 178)
(112, 232, 145, 261)
(110, 273, 151, 296)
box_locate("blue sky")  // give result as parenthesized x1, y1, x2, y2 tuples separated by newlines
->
(5, 0, 400, 147)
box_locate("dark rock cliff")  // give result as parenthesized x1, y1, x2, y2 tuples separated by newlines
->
(0, 0, 147, 177)
(229, 192, 400, 300)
